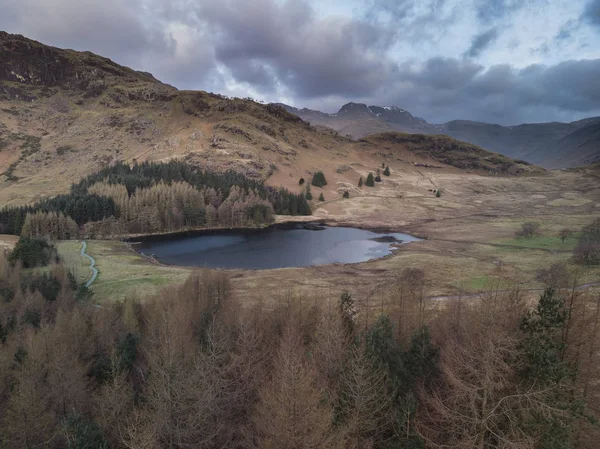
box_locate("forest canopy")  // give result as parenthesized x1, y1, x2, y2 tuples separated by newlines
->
(0, 161, 310, 237)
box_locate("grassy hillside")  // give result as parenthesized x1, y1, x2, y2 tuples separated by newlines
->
(1, 32, 539, 208)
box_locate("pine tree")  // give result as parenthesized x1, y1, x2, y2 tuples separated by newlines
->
(305, 184, 313, 201)
(365, 173, 375, 187)
(343, 191, 350, 198)
(383, 165, 390, 176)
(318, 193, 325, 201)
(311, 171, 327, 187)
(435, 190, 441, 197)
(358, 177, 363, 187)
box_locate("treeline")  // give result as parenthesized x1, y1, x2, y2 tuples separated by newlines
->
(0, 256, 598, 448)
(74, 161, 310, 217)
(0, 161, 310, 237)
(0, 193, 116, 235)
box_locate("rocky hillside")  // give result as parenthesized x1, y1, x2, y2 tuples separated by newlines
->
(279, 102, 600, 169)
(0, 32, 539, 207)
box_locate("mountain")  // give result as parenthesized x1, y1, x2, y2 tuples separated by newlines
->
(278, 102, 600, 168)
(0, 32, 538, 206)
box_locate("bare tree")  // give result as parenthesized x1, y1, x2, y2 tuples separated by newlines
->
(416, 328, 555, 449)
(516, 222, 541, 239)
(338, 345, 393, 448)
(252, 324, 334, 449)
(558, 228, 573, 243)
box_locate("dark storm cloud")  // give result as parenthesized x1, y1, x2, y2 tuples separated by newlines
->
(191, 0, 397, 98)
(0, 0, 598, 125)
(465, 28, 498, 58)
(583, 0, 600, 27)
(378, 58, 600, 124)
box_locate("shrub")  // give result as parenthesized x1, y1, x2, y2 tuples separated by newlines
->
(311, 171, 327, 187)
(383, 165, 390, 176)
(366, 173, 375, 187)
(375, 175, 382, 182)
(299, 178, 305, 185)
(319, 193, 325, 201)
(343, 191, 350, 198)
(516, 222, 541, 239)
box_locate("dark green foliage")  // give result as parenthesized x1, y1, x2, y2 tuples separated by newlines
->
(62, 413, 109, 449)
(9, 237, 56, 268)
(0, 286, 15, 302)
(375, 175, 382, 182)
(299, 178, 305, 185)
(383, 165, 390, 176)
(365, 173, 375, 187)
(0, 161, 311, 235)
(435, 190, 441, 198)
(520, 288, 571, 385)
(364, 317, 439, 447)
(117, 333, 139, 373)
(13, 346, 27, 366)
(402, 326, 439, 390)
(88, 352, 111, 385)
(318, 193, 325, 201)
(343, 191, 349, 198)
(22, 308, 41, 328)
(311, 171, 327, 187)
(358, 177, 363, 187)
(305, 184, 313, 201)
(21, 272, 62, 302)
(0, 193, 116, 234)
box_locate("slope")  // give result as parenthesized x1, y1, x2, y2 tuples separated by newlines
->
(0, 32, 538, 208)
(279, 101, 600, 169)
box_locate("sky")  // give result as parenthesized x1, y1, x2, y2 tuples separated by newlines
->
(1, 0, 600, 124)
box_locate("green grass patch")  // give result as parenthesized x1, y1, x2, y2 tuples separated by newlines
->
(85, 240, 190, 302)
(495, 233, 580, 251)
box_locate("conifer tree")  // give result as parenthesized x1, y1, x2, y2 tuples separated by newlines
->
(319, 193, 325, 201)
(311, 171, 327, 187)
(366, 173, 375, 187)
(358, 177, 363, 187)
(305, 184, 313, 201)
(383, 165, 390, 176)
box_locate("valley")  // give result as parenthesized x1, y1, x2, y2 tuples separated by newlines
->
(0, 21, 600, 449)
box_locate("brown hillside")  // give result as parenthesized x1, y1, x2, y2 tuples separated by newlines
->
(0, 32, 539, 207)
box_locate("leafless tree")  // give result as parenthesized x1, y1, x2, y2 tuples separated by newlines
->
(516, 222, 541, 238)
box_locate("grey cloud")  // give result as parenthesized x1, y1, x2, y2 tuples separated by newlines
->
(475, 0, 522, 22)
(378, 58, 600, 124)
(0, 0, 598, 126)
(0, 0, 171, 66)
(191, 0, 397, 98)
(465, 28, 498, 58)
(583, 0, 600, 27)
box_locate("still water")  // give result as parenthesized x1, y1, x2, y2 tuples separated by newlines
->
(132, 224, 420, 269)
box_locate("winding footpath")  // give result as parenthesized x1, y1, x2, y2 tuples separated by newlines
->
(80, 241, 98, 288)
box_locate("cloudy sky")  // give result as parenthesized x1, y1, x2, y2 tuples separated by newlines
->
(1, 0, 600, 124)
